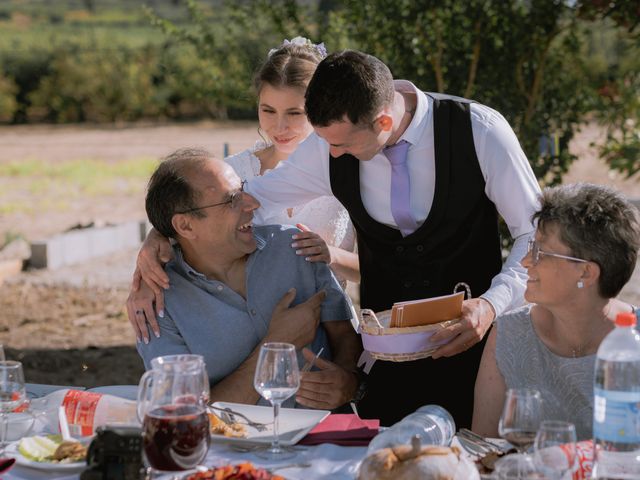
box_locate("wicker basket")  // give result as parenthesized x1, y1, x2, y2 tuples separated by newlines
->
(359, 309, 461, 362)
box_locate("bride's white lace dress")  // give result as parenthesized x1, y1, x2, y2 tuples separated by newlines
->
(226, 146, 356, 286)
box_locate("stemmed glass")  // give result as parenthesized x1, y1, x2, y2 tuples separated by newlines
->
(253, 342, 300, 460)
(499, 388, 543, 453)
(0, 361, 26, 454)
(533, 421, 577, 480)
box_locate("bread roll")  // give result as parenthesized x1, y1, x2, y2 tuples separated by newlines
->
(358, 443, 479, 480)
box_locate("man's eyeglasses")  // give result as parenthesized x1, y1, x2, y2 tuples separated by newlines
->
(177, 180, 247, 214)
(527, 239, 588, 266)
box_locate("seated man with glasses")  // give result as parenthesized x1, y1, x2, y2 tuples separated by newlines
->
(136, 148, 360, 409)
(472, 183, 640, 440)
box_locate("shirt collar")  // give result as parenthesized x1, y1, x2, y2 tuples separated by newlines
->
(172, 229, 267, 279)
(392, 80, 428, 147)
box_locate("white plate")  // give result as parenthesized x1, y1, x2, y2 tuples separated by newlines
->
(209, 401, 329, 446)
(4, 440, 87, 472)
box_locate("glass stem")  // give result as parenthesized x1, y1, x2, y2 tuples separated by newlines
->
(272, 402, 280, 452)
(0, 412, 7, 454)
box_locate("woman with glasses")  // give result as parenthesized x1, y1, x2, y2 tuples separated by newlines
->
(472, 183, 640, 440)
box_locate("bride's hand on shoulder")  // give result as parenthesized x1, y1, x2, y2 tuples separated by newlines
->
(291, 223, 332, 264)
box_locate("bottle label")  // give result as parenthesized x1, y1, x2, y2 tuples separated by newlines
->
(594, 388, 640, 443)
(62, 390, 102, 437)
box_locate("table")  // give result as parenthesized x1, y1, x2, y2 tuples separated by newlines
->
(5, 383, 367, 479)
(3, 442, 367, 479)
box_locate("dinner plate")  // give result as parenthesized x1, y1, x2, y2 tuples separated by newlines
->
(4, 440, 87, 472)
(209, 401, 329, 446)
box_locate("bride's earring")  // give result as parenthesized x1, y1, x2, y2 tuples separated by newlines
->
(577, 280, 584, 289)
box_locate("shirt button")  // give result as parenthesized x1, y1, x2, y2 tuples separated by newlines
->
(416, 245, 424, 252)
(404, 281, 412, 289)
(250, 309, 257, 316)
(396, 246, 404, 253)
(216, 285, 223, 291)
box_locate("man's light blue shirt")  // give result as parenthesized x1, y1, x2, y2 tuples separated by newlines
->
(137, 224, 353, 389)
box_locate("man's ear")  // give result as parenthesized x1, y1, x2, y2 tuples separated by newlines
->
(172, 213, 196, 240)
(373, 113, 393, 133)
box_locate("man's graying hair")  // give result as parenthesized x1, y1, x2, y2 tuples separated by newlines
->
(145, 148, 211, 239)
(305, 50, 395, 127)
(533, 183, 640, 298)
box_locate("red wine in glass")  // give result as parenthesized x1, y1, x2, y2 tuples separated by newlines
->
(143, 404, 210, 472)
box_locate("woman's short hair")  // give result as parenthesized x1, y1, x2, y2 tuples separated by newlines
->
(253, 42, 324, 95)
(533, 183, 640, 298)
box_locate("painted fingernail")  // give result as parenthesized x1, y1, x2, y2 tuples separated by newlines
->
(305, 257, 311, 261)
(136, 337, 141, 344)
(291, 242, 299, 248)
(144, 337, 149, 345)
(295, 250, 303, 255)
(292, 234, 299, 240)
(154, 331, 160, 338)
(158, 309, 164, 318)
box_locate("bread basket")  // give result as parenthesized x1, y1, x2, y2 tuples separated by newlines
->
(358, 283, 470, 362)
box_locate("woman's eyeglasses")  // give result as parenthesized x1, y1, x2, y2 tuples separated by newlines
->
(527, 239, 588, 266)
(178, 181, 247, 214)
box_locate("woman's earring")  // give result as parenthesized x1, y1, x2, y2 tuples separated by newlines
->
(577, 280, 584, 289)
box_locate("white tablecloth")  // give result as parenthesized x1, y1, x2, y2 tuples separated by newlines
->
(3, 442, 367, 480)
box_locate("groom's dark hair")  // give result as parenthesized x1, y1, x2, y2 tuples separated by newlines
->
(305, 50, 394, 128)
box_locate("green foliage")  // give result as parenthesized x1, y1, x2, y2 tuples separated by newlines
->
(27, 45, 161, 122)
(0, 72, 18, 122)
(593, 73, 640, 176)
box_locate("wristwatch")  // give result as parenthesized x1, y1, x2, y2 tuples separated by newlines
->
(350, 368, 368, 404)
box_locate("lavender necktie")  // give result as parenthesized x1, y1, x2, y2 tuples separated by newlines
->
(383, 140, 417, 237)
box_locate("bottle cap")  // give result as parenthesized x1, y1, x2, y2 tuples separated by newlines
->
(615, 312, 636, 327)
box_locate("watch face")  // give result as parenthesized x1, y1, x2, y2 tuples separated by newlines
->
(350, 370, 367, 403)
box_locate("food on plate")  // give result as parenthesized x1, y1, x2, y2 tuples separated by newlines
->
(18, 435, 87, 463)
(184, 462, 284, 479)
(358, 438, 479, 480)
(208, 411, 247, 438)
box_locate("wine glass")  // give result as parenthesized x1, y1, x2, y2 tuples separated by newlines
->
(494, 453, 544, 479)
(253, 342, 300, 460)
(499, 388, 543, 453)
(533, 421, 577, 480)
(0, 361, 26, 453)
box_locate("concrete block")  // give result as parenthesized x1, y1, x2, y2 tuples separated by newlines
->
(0, 259, 23, 284)
(30, 220, 143, 269)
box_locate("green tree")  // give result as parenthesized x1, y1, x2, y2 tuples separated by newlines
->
(145, 0, 280, 119)
(0, 72, 18, 122)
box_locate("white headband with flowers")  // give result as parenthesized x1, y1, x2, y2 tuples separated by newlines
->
(268, 36, 327, 59)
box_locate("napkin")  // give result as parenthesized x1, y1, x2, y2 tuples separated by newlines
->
(299, 414, 379, 446)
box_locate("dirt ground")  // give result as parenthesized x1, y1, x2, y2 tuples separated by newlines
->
(1, 120, 640, 388)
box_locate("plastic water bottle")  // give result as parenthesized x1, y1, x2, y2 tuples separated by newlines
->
(28, 389, 139, 437)
(367, 404, 455, 453)
(592, 312, 640, 479)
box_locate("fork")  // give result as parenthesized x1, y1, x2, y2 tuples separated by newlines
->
(458, 429, 513, 454)
(209, 405, 271, 432)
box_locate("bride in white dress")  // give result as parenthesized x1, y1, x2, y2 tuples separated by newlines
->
(127, 38, 358, 341)
(225, 38, 357, 286)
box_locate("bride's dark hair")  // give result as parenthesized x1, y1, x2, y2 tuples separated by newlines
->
(254, 41, 325, 94)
